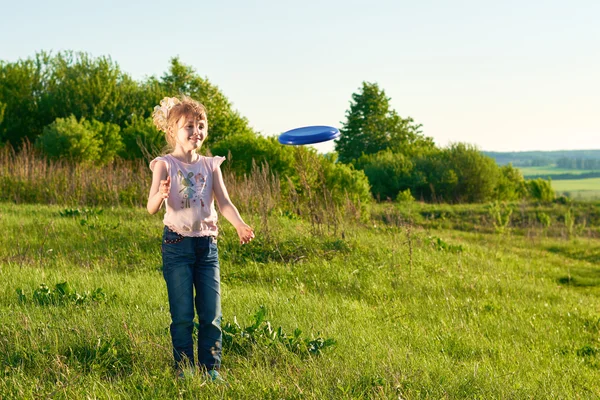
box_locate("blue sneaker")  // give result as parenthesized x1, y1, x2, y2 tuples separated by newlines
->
(206, 369, 228, 385)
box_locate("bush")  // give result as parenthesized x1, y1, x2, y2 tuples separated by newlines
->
(35, 115, 122, 164)
(355, 149, 414, 201)
(442, 143, 499, 203)
(119, 115, 165, 161)
(320, 154, 372, 210)
(209, 133, 296, 179)
(527, 178, 555, 202)
(396, 188, 415, 203)
(495, 163, 527, 201)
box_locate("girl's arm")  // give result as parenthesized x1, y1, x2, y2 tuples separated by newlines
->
(147, 161, 170, 215)
(212, 166, 255, 244)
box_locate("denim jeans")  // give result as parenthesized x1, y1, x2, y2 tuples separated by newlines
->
(161, 226, 222, 370)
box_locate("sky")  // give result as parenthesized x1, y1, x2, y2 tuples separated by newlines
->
(1, 0, 599, 153)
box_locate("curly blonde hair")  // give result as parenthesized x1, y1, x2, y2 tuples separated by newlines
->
(152, 96, 207, 149)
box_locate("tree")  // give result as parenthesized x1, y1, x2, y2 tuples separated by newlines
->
(442, 143, 499, 203)
(0, 51, 145, 147)
(0, 52, 255, 153)
(335, 82, 433, 164)
(495, 163, 527, 201)
(159, 58, 255, 147)
(0, 56, 45, 145)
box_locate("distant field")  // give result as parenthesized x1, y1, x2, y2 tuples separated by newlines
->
(552, 178, 600, 200)
(519, 166, 599, 177)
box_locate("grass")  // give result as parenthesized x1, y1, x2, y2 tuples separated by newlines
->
(518, 166, 599, 177)
(552, 178, 600, 200)
(1, 203, 599, 398)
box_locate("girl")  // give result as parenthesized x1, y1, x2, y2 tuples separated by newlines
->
(147, 96, 254, 380)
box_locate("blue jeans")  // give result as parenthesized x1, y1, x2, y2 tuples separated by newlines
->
(161, 226, 222, 370)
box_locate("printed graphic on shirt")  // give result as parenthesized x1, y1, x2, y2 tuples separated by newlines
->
(176, 169, 208, 209)
(194, 172, 207, 207)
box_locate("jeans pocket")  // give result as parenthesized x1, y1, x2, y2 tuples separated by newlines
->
(163, 228, 184, 245)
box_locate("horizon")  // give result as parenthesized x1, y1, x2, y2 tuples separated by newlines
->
(1, 1, 599, 154)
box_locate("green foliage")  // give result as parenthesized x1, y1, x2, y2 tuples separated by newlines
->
(443, 143, 499, 203)
(16, 282, 107, 306)
(59, 207, 104, 218)
(35, 115, 122, 164)
(211, 133, 371, 215)
(536, 211, 552, 229)
(160, 58, 255, 146)
(527, 178, 555, 202)
(355, 149, 414, 201)
(0, 101, 5, 125)
(222, 306, 336, 357)
(564, 207, 575, 239)
(334, 83, 520, 204)
(0, 57, 44, 144)
(427, 235, 464, 253)
(119, 115, 165, 161)
(496, 163, 527, 201)
(487, 201, 513, 234)
(335, 82, 433, 164)
(35, 116, 102, 162)
(396, 188, 415, 203)
(319, 154, 372, 210)
(0, 52, 255, 150)
(210, 133, 296, 179)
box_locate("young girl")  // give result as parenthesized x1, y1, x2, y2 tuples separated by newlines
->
(147, 96, 254, 380)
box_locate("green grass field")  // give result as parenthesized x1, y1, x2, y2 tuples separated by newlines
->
(552, 178, 600, 200)
(518, 166, 599, 177)
(1, 203, 599, 399)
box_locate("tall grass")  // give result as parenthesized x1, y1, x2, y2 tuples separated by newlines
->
(0, 143, 365, 232)
(0, 142, 149, 207)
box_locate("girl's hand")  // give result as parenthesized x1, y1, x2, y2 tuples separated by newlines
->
(235, 223, 255, 245)
(159, 176, 171, 199)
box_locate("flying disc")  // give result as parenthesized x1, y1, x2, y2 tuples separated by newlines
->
(278, 125, 340, 145)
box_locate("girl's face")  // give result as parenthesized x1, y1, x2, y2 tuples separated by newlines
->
(172, 115, 208, 152)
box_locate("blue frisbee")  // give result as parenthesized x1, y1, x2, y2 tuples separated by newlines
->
(278, 125, 340, 145)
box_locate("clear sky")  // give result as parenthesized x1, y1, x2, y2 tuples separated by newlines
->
(1, 0, 599, 153)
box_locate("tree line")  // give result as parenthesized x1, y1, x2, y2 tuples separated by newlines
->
(484, 150, 600, 168)
(555, 158, 600, 170)
(333, 82, 553, 203)
(0, 51, 555, 204)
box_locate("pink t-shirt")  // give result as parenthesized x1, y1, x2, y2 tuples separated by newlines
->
(149, 154, 226, 237)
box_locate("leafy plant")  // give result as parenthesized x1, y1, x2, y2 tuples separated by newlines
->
(221, 306, 336, 357)
(427, 236, 463, 253)
(488, 201, 513, 234)
(59, 207, 104, 218)
(16, 282, 108, 306)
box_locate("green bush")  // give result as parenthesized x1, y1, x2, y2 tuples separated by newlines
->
(35, 115, 122, 164)
(320, 154, 372, 210)
(209, 132, 295, 179)
(119, 115, 165, 160)
(527, 178, 555, 202)
(442, 143, 499, 203)
(396, 188, 415, 203)
(496, 163, 527, 201)
(355, 149, 414, 201)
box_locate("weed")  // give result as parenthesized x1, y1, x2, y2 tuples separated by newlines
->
(221, 306, 336, 357)
(16, 282, 108, 306)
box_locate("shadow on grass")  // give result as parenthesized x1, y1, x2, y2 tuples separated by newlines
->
(547, 245, 600, 265)
(557, 267, 600, 287)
